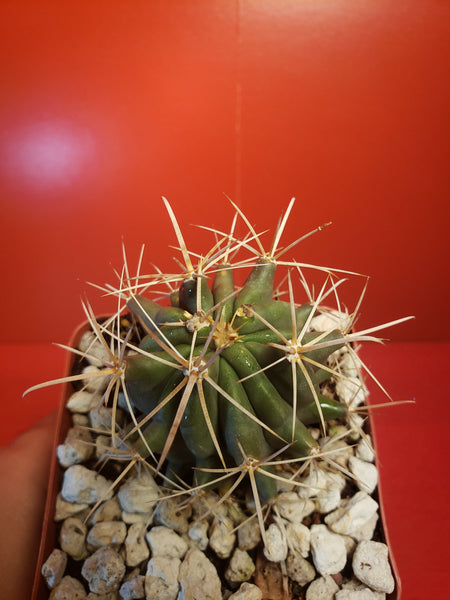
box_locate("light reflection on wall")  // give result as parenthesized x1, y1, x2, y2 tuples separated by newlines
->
(2, 119, 96, 191)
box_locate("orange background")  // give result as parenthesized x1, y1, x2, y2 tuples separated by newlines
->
(1, 3, 449, 596)
(1, 0, 449, 347)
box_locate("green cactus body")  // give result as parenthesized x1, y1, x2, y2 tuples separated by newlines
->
(124, 247, 348, 503)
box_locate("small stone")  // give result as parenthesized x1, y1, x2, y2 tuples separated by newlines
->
(82, 546, 126, 594)
(225, 548, 255, 584)
(95, 435, 114, 460)
(57, 426, 94, 467)
(340, 577, 387, 599)
(54, 493, 90, 522)
(356, 436, 375, 463)
(62, 465, 113, 505)
(237, 518, 261, 551)
(340, 533, 357, 556)
(117, 470, 161, 514)
(154, 497, 192, 534)
(59, 517, 89, 561)
(188, 519, 209, 551)
(286, 553, 315, 586)
(336, 588, 384, 599)
(310, 524, 347, 576)
(352, 511, 379, 542)
(72, 414, 90, 427)
(88, 497, 122, 525)
(79, 331, 112, 367)
(41, 548, 68, 589)
(86, 521, 127, 549)
(146, 525, 188, 559)
(121, 511, 151, 525)
(190, 491, 227, 521)
(276, 491, 315, 523)
(285, 521, 310, 558)
(49, 575, 87, 599)
(335, 376, 367, 408)
(145, 556, 180, 600)
(89, 404, 115, 431)
(209, 516, 236, 559)
(349, 456, 378, 494)
(352, 541, 395, 593)
(66, 390, 98, 414)
(310, 310, 351, 333)
(125, 522, 150, 567)
(325, 491, 379, 538)
(263, 523, 288, 563)
(305, 575, 339, 600)
(338, 351, 363, 378)
(82, 365, 111, 393)
(228, 582, 263, 600)
(178, 547, 222, 600)
(119, 575, 145, 600)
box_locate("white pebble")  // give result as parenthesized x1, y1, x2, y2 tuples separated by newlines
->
(62, 465, 113, 505)
(49, 575, 87, 599)
(88, 404, 115, 431)
(310, 524, 347, 576)
(263, 523, 288, 563)
(276, 491, 315, 522)
(86, 521, 127, 549)
(82, 546, 126, 594)
(66, 390, 98, 414)
(154, 497, 192, 534)
(335, 376, 367, 408)
(188, 519, 209, 551)
(225, 548, 255, 584)
(352, 540, 395, 593)
(310, 310, 350, 332)
(338, 351, 362, 378)
(117, 470, 161, 514)
(298, 468, 346, 514)
(286, 553, 316, 586)
(41, 549, 67, 589)
(349, 456, 378, 494)
(57, 426, 94, 467)
(119, 574, 145, 600)
(209, 516, 236, 559)
(79, 331, 112, 367)
(356, 436, 375, 463)
(87, 497, 122, 525)
(125, 522, 150, 567)
(59, 517, 88, 561)
(178, 548, 222, 600)
(340, 577, 387, 599)
(237, 518, 261, 551)
(325, 491, 379, 538)
(228, 582, 263, 600)
(82, 365, 111, 393)
(54, 493, 89, 522)
(145, 556, 180, 600)
(336, 588, 384, 599)
(146, 525, 188, 559)
(285, 521, 310, 558)
(305, 574, 340, 600)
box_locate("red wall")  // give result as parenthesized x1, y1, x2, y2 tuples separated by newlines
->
(1, 0, 449, 344)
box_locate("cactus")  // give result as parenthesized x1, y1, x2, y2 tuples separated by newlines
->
(26, 197, 412, 535)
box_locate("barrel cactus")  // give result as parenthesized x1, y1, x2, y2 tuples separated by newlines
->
(27, 197, 411, 537)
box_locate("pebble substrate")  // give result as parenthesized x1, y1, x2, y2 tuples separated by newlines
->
(40, 311, 396, 600)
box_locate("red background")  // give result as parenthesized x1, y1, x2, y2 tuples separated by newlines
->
(0, 2, 449, 597)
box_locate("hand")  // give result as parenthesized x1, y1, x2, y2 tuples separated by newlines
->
(0, 411, 57, 599)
